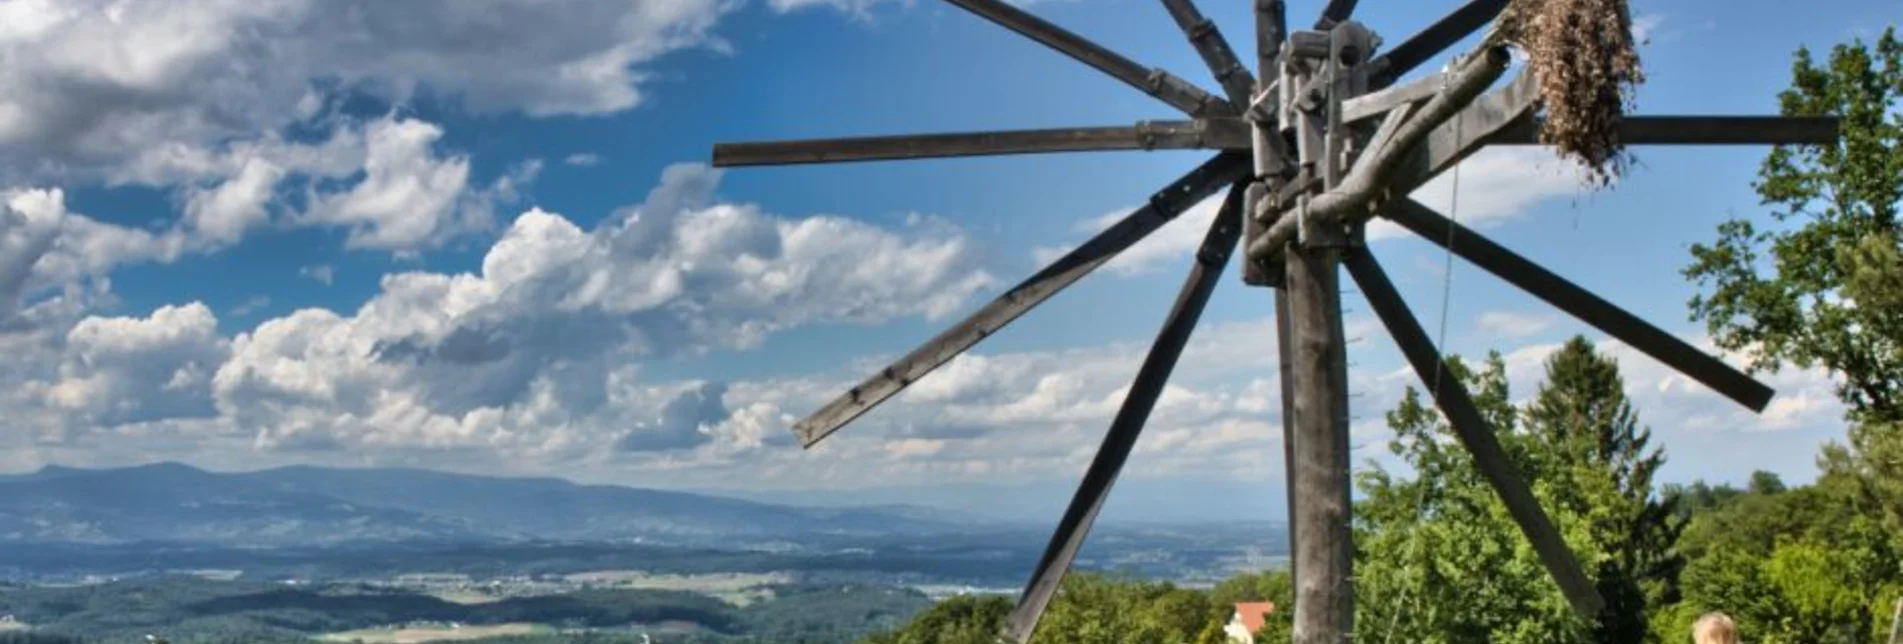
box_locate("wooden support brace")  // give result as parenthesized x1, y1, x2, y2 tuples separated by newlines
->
(1342, 247, 1606, 620)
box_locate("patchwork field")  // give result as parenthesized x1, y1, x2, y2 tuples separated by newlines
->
(561, 570, 791, 606)
(319, 622, 548, 643)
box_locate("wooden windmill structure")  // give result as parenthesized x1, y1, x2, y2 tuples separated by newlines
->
(710, 0, 1840, 641)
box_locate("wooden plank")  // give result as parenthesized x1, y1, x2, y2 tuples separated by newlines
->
(712, 120, 1250, 167)
(1384, 197, 1775, 412)
(790, 153, 1251, 447)
(1340, 69, 1448, 125)
(1002, 183, 1246, 644)
(1161, 0, 1257, 108)
(1487, 115, 1842, 145)
(943, 0, 1229, 117)
(1367, 0, 1511, 88)
(1342, 248, 1606, 620)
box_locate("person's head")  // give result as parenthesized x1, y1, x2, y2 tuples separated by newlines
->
(1693, 612, 1738, 644)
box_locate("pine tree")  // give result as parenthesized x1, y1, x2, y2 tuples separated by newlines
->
(1522, 337, 1684, 643)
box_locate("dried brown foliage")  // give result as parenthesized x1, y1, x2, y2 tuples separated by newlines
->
(1492, 0, 1646, 187)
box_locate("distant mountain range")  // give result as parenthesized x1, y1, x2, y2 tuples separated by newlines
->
(0, 462, 1009, 548)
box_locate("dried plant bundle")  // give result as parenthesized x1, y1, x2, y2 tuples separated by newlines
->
(1490, 0, 1646, 187)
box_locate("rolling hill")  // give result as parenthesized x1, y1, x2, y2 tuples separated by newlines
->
(0, 462, 999, 548)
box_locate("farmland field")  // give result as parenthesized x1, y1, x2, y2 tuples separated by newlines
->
(319, 622, 548, 643)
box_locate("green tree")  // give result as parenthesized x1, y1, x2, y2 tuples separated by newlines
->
(856, 594, 1010, 644)
(1029, 573, 1214, 644)
(1682, 25, 1903, 544)
(1353, 353, 1588, 644)
(1355, 339, 1684, 643)
(1207, 570, 1292, 643)
(1521, 337, 1685, 643)
(1671, 28, 1903, 643)
(1683, 26, 1902, 425)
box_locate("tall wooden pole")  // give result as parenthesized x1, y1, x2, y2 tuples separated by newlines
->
(1280, 24, 1356, 644)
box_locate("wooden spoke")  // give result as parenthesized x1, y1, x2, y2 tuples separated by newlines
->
(1488, 115, 1843, 146)
(942, 0, 1229, 117)
(1368, 0, 1511, 88)
(712, 120, 1251, 167)
(790, 154, 1251, 448)
(1002, 183, 1246, 644)
(1254, 0, 1287, 81)
(1161, 0, 1258, 108)
(1343, 247, 1606, 620)
(1384, 197, 1775, 412)
(1316, 0, 1360, 29)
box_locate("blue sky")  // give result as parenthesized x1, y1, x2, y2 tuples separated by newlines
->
(0, 0, 1890, 523)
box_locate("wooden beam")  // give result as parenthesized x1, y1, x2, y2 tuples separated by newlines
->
(1487, 115, 1843, 146)
(1384, 197, 1775, 412)
(1315, 0, 1358, 29)
(942, 0, 1229, 117)
(1404, 65, 1541, 179)
(1346, 91, 1415, 180)
(1367, 0, 1511, 88)
(1284, 208, 1353, 644)
(712, 120, 1251, 167)
(1161, 0, 1257, 108)
(790, 153, 1251, 447)
(1002, 183, 1246, 644)
(1342, 247, 1606, 620)
(1254, 0, 1287, 81)
(1340, 69, 1448, 125)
